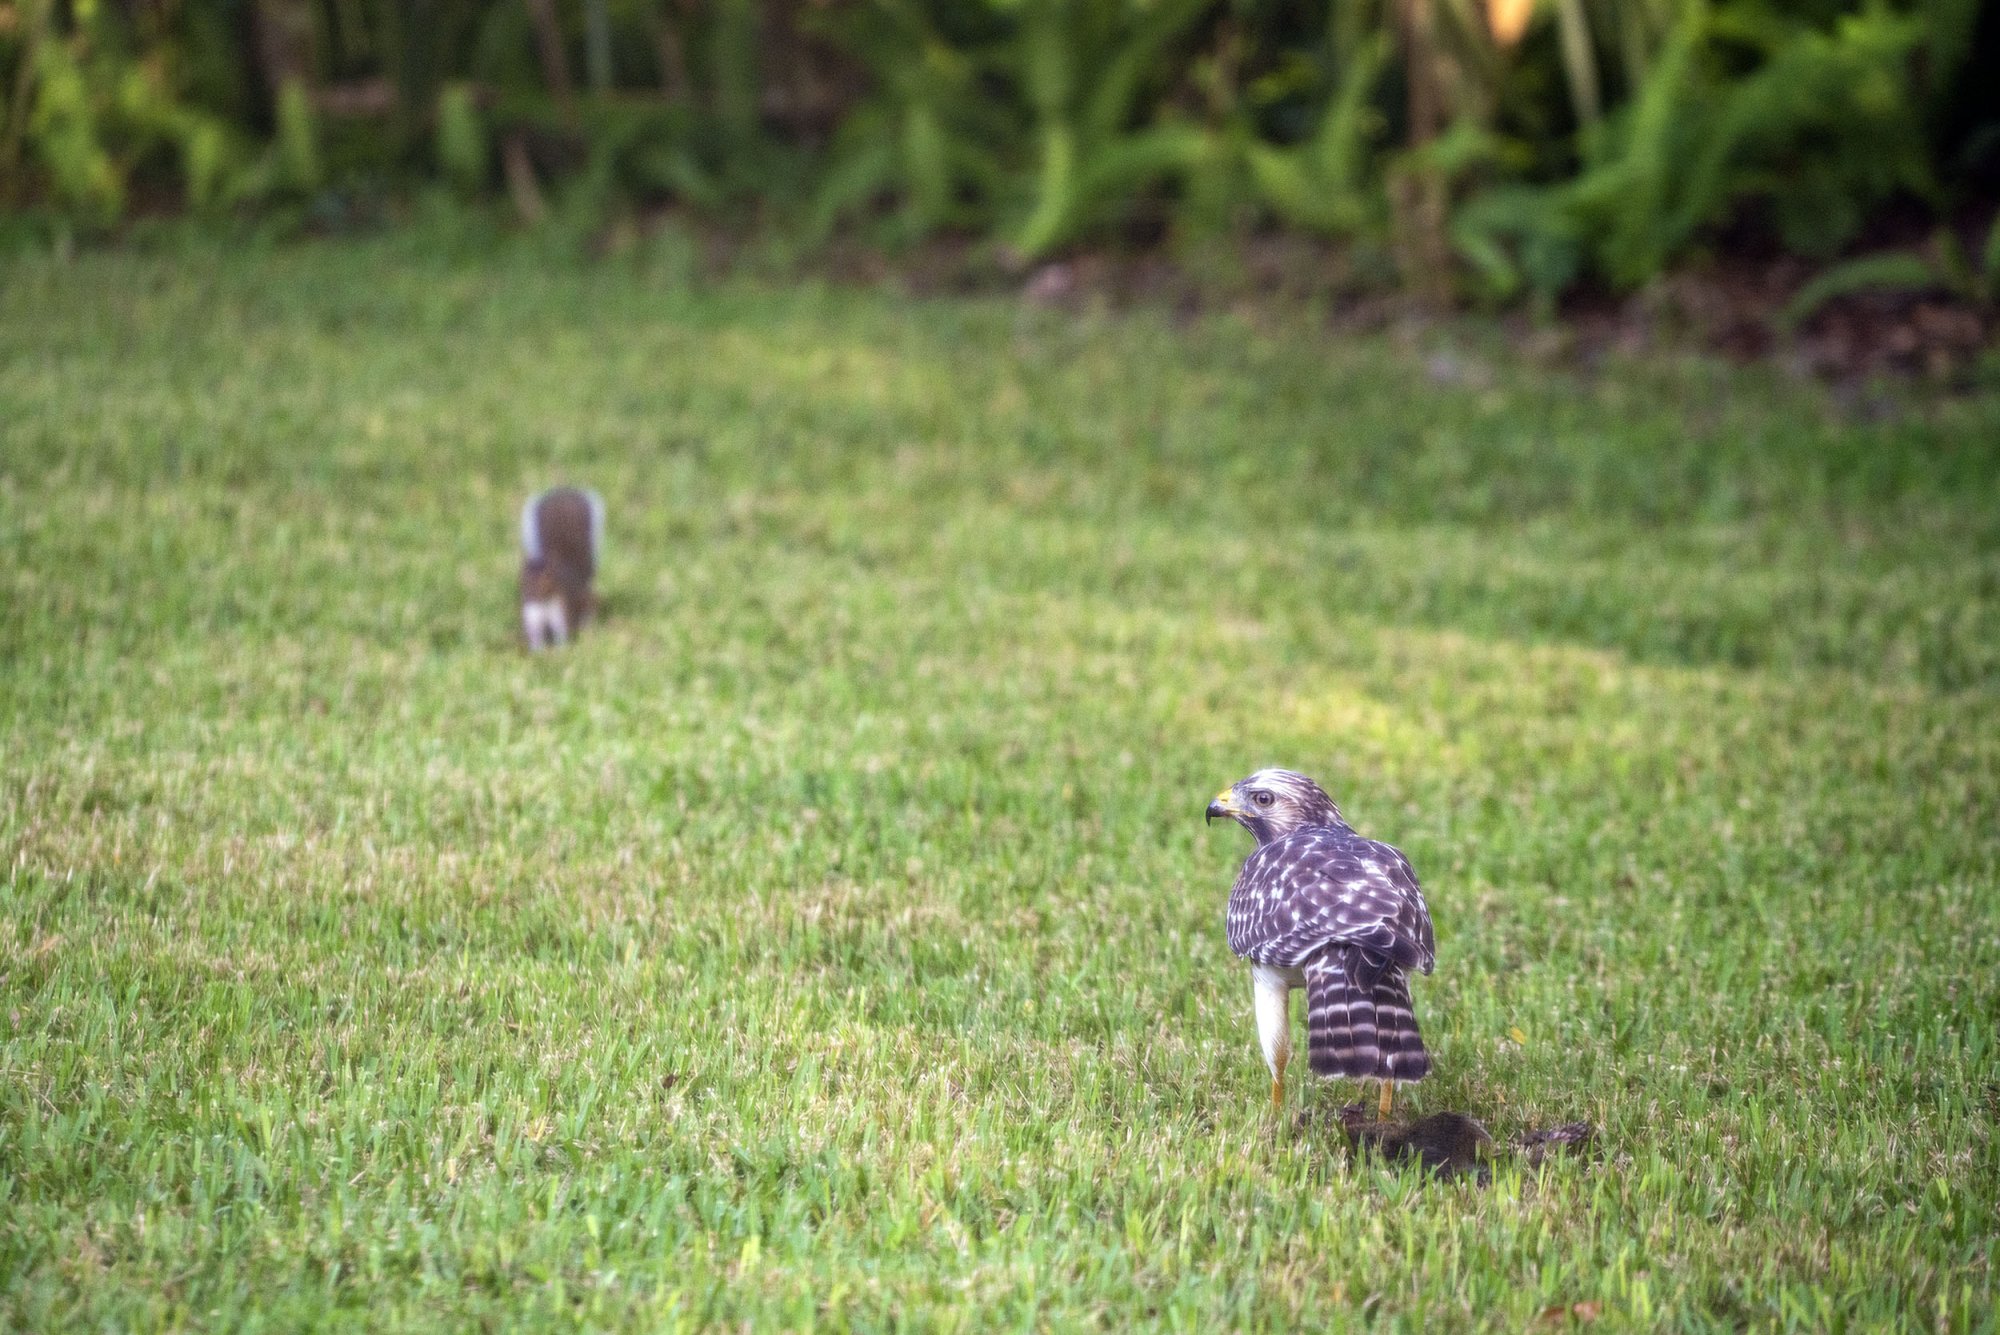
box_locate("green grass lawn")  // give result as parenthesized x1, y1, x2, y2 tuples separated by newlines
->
(2, 236, 1997, 1332)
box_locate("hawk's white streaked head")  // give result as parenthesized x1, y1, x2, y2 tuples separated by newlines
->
(1206, 767, 1347, 845)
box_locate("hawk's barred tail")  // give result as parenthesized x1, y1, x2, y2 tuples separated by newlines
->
(1303, 948, 1429, 1081)
(1302, 948, 1381, 1078)
(1373, 968, 1431, 1081)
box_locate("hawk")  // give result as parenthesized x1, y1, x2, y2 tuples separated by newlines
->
(1206, 768, 1435, 1117)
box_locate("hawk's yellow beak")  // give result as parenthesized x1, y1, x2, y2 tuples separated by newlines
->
(1206, 789, 1242, 823)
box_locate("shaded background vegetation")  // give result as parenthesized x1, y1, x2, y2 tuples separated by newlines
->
(2, 0, 1998, 308)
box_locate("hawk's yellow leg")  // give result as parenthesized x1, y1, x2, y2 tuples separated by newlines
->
(1270, 1050, 1287, 1111)
(1377, 1080, 1395, 1119)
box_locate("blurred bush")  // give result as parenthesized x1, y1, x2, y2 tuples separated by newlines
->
(0, 0, 1991, 301)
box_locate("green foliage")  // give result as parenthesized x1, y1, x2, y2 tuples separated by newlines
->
(1453, 2, 1953, 302)
(1782, 251, 1946, 327)
(23, 38, 121, 221)
(806, 4, 1010, 242)
(567, 98, 731, 218)
(2, 243, 1998, 1328)
(1938, 211, 2000, 308)
(1004, 0, 1217, 256)
(1783, 212, 2000, 326)
(7, 10, 251, 225)
(0, 0, 1988, 299)
(1242, 32, 1392, 239)
(435, 82, 489, 196)
(272, 79, 322, 195)
(814, 0, 1221, 256)
(709, 0, 761, 155)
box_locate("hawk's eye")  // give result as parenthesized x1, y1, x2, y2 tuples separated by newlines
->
(1253, 790, 1274, 807)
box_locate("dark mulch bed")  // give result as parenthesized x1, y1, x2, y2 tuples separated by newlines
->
(789, 223, 1998, 395)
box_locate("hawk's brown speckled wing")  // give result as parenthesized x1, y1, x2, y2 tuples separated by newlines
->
(1225, 828, 1435, 974)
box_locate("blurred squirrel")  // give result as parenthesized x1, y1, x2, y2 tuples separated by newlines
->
(519, 486, 604, 650)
